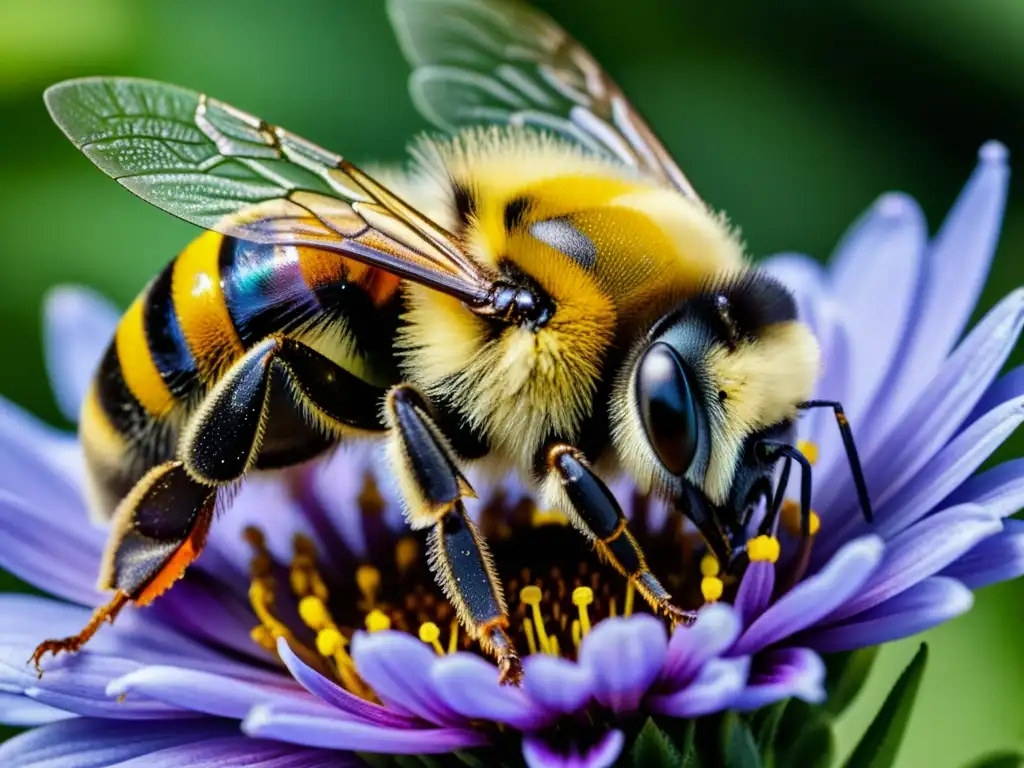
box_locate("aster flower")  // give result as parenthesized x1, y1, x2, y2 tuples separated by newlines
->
(1, 142, 1022, 768)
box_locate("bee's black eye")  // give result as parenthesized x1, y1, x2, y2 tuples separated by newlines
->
(636, 342, 700, 476)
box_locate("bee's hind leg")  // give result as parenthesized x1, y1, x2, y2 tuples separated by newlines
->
(541, 443, 698, 626)
(30, 460, 218, 674)
(385, 384, 522, 685)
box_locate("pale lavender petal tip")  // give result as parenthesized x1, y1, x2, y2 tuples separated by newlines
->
(732, 648, 826, 712)
(432, 652, 555, 730)
(522, 728, 625, 768)
(660, 602, 740, 689)
(578, 615, 668, 713)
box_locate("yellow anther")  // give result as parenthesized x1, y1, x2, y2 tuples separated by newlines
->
(448, 620, 459, 655)
(249, 625, 276, 652)
(418, 622, 445, 655)
(531, 508, 569, 527)
(748, 535, 781, 563)
(519, 586, 551, 653)
(797, 440, 819, 465)
(364, 609, 391, 632)
(316, 627, 345, 657)
(289, 568, 310, 598)
(395, 538, 419, 573)
(298, 596, 331, 632)
(608, 597, 617, 618)
(701, 553, 721, 578)
(701, 575, 724, 603)
(572, 586, 593, 635)
(781, 500, 821, 537)
(248, 580, 290, 641)
(549, 635, 560, 657)
(356, 566, 381, 604)
(624, 580, 636, 617)
(522, 617, 539, 655)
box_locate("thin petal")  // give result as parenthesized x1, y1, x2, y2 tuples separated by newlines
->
(432, 653, 556, 730)
(830, 192, 926, 418)
(43, 286, 119, 424)
(107, 666, 305, 720)
(350, 630, 465, 727)
(578, 615, 667, 713)
(0, 693, 73, 726)
(871, 142, 1009, 431)
(732, 536, 883, 655)
(659, 603, 741, 689)
(647, 657, 749, 718)
(243, 701, 489, 754)
(277, 638, 421, 728)
(731, 648, 826, 711)
(941, 519, 1024, 589)
(116, 735, 361, 768)
(829, 506, 998, 621)
(522, 653, 596, 715)
(945, 457, 1024, 518)
(522, 729, 624, 768)
(732, 560, 775, 627)
(0, 397, 81, 486)
(869, 394, 1024, 540)
(0, 717, 235, 768)
(802, 577, 973, 653)
(970, 362, 1024, 420)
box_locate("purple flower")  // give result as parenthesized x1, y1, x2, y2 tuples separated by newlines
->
(1, 142, 1022, 767)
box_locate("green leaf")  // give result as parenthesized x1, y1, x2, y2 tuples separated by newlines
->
(783, 718, 835, 768)
(843, 644, 929, 768)
(962, 752, 1024, 768)
(721, 712, 763, 768)
(751, 700, 789, 760)
(631, 717, 684, 768)
(823, 647, 880, 717)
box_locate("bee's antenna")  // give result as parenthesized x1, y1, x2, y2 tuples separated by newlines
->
(797, 400, 874, 524)
(758, 441, 813, 538)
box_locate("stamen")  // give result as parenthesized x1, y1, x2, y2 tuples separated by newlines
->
(624, 580, 636, 617)
(522, 617, 539, 655)
(419, 622, 445, 655)
(356, 565, 382, 609)
(797, 440, 819, 465)
(298, 595, 332, 631)
(519, 586, 552, 653)
(365, 608, 391, 632)
(700, 554, 721, 578)
(701, 576, 724, 603)
(395, 538, 419, 574)
(747, 535, 781, 563)
(781, 500, 821, 537)
(292, 535, 329, 601)
(448, 619, 459, 654)
(571, 586, 593, 635)
(531, 508, 569, 527)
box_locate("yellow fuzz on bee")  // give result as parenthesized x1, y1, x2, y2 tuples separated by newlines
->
(747, 535, 781, 563)
(701, 576, 724, 603)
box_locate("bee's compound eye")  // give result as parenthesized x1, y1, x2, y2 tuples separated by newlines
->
(636, 342, 700, 476)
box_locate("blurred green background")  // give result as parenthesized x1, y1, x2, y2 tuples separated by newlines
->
(0, 0, 1021, 764)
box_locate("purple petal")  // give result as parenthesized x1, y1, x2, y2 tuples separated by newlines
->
(432, 652, 556, 730)
(118, 735, 361, 768)
(971, 363, 1024, 420)
(0, 717, 235, 768)
(522, 729, 624, 768)
(43, 286, 120, 424)
(522, 653, 596, 715)
(829, 192, 926, 419)
(659, 603, 741, 689)
(0, 693, 73, 726)
(871, 143, 1009, 430)
(732, 536, 883, 656)
(243, 701, 489, 753)
(350, 630, 465, 727)
(802, 577, 973, 653)
(761, 254, 828, 335)
(869, 394, 1024, 540)
(945, 457, 1024, 518)
(647, 657, 749, 718)
(107, 666, 306, 720)
(829, 506, 998, 621)
(817, 288, 1024, 543)
(578, 615, 668, 713)
(731, 648, 826, 711)
(732, 560, 775, 626)
(277, 638, 422, 728)
(0, 397, 82, 486)
(941, 519, 1024, 589)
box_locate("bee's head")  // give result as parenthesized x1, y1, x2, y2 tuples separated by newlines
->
(612, 271, 819, 521)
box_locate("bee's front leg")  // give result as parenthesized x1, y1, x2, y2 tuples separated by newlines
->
(384, 385, 521, 685)
(540, 443, 697, 625)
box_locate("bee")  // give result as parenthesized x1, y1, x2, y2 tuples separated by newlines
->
(31, 0, 872, 684)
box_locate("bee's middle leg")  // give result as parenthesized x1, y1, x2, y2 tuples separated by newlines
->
(385, 384, 521, 685)
(541, 443, 697, 625)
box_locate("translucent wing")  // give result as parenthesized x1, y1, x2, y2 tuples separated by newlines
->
(387, 0, 702, 203)
(44, 77, 494, 304)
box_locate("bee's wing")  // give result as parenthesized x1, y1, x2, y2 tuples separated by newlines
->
(44, 77, 494, 305)
(387, 0, 702, 203)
